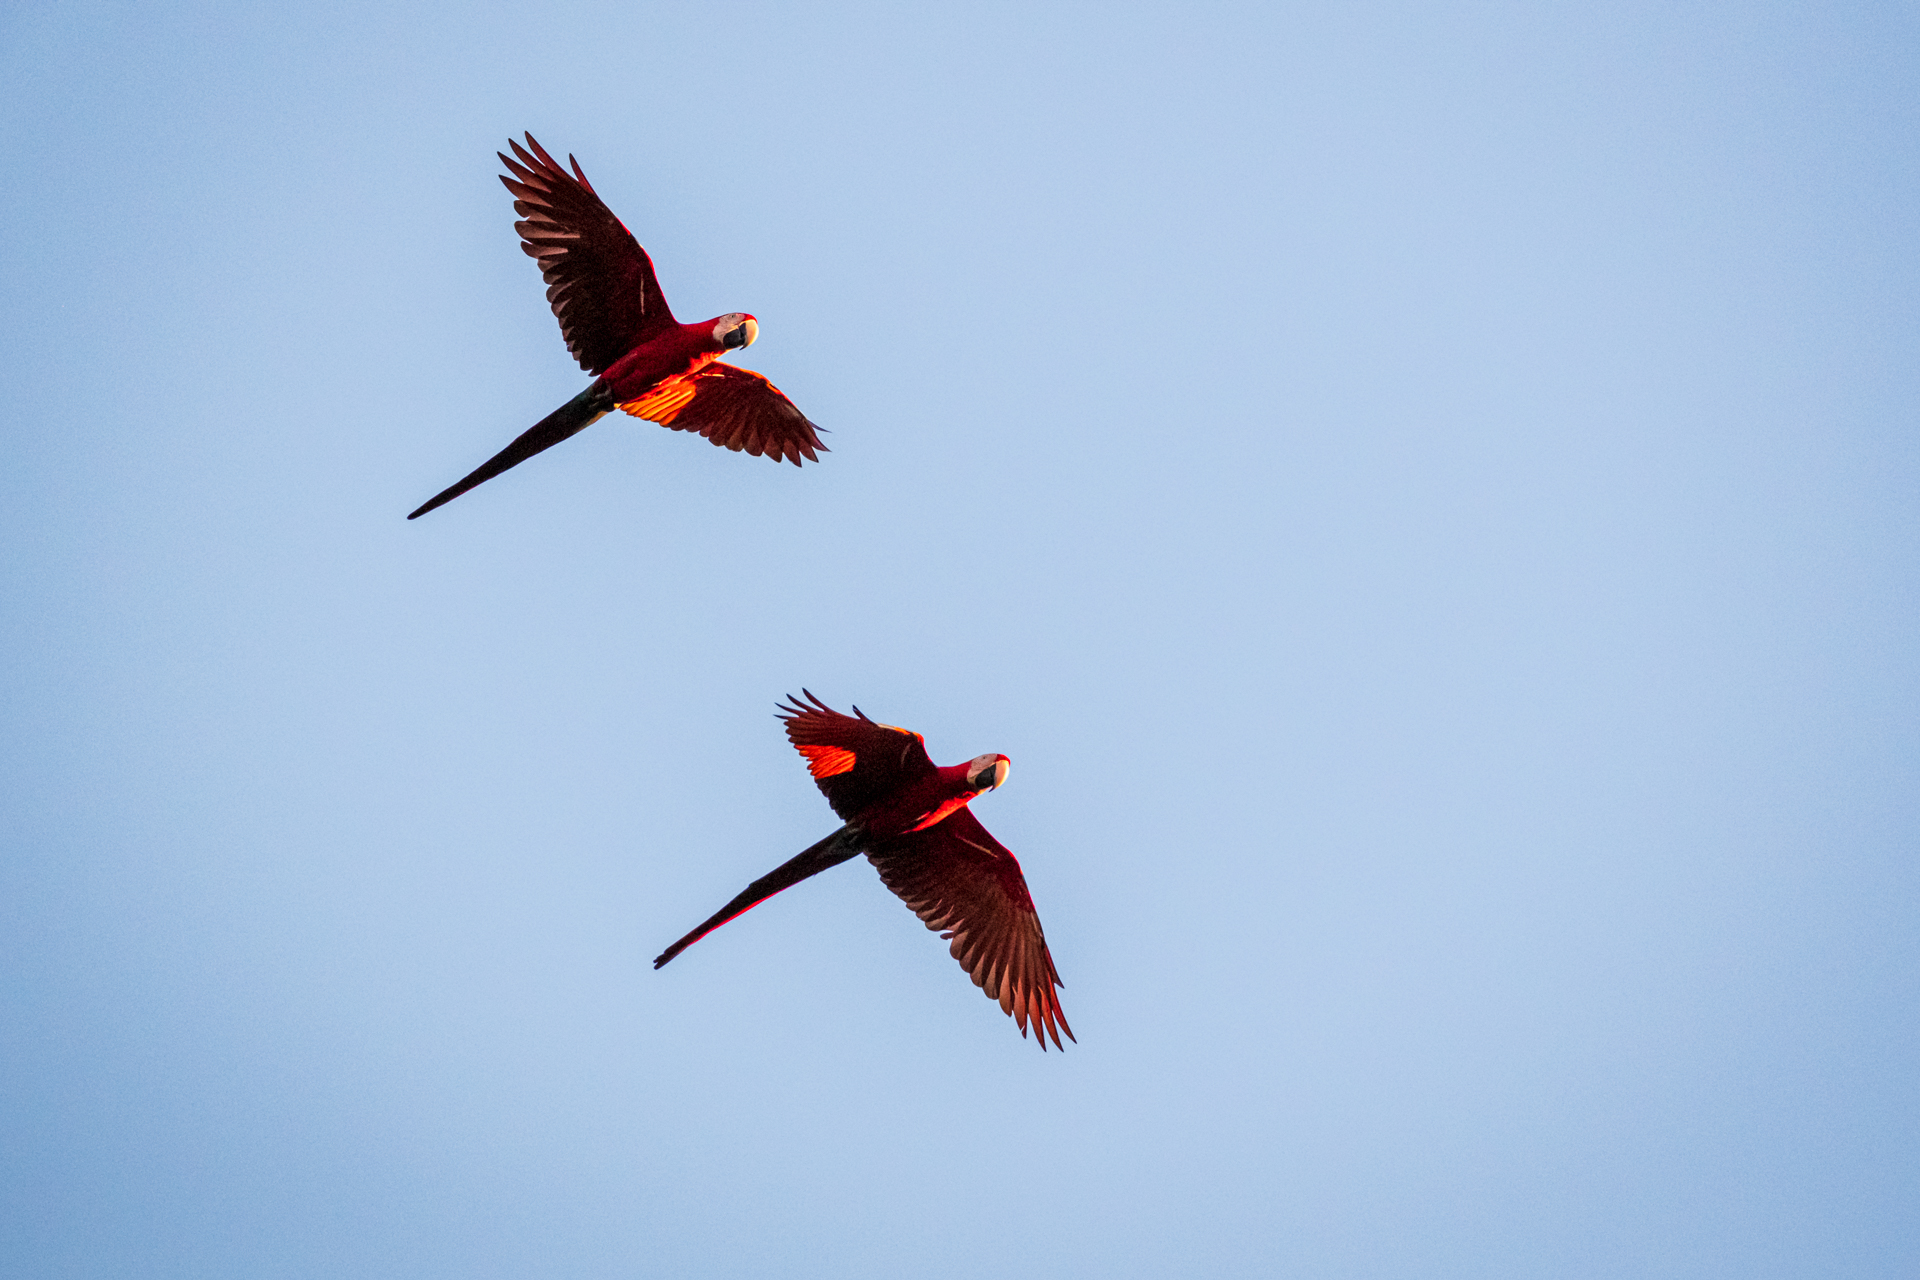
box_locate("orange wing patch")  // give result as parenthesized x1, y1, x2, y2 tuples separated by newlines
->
(796, 743, 857, 778)
(621, 379, 697, 424)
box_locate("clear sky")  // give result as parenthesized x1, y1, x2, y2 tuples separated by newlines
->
(3, 1, 1916, 1276)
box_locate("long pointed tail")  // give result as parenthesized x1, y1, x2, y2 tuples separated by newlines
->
(407, 379, 615, 519)
(653, 827, 861, 969)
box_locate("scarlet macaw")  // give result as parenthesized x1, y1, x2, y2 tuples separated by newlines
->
(408, 134, 824, 519)
(654, 692, 1074, 1050)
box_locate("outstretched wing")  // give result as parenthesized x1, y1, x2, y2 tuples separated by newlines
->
(869, 808, 1074, 1050)
(621, 363, 826, 466)
(778, 691, 934, 821)
(499, 133, 677, 375)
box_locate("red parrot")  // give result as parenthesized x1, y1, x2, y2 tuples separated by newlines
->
(408, 133, 825, 519)
(654, 692, 1075, 1050)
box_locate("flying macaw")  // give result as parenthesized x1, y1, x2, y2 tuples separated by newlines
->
(654, 692, 1075, 1050)
(408, 134, 824, 519)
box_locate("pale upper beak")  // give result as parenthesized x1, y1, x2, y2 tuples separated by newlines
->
(977, 758, 1010, 791)
(723, 318, 759, 350)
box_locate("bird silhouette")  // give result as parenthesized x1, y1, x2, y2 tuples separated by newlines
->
(655, 692, 1074, 1050)
(409, 134, 823, 519)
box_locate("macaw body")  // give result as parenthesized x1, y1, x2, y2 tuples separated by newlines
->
(409, 134, 824, 520)
(602, 322, 725, 401)
(654, 693, 1074, 1050)
(849, 762, 994, 837)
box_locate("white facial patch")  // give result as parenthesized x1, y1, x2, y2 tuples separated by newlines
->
(713, 313, 758, 348)
(968, 754, 1010, 789)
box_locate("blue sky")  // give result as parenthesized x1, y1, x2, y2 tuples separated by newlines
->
(3, 1, 1917, 1275)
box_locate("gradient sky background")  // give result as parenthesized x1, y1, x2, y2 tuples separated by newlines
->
(3, 1, 1917, 1276)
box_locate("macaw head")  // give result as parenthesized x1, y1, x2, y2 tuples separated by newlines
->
(966, 754, 1011, 793)
(715, 313, 759, 351)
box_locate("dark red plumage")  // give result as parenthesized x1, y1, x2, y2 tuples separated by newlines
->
(408, 134, 824, 520)
(499, 134, 677, 374)
(654, 693, 1075, 1050)
(779, 690, 935, 822)
(868, 809, 1072, 1050)
(623, 362, 824, 463)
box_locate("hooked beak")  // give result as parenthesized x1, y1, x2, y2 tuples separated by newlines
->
(723, 317, 758, 350)
(976, 758, 1010, 792)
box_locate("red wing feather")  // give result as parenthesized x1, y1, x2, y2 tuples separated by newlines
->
(621, 363, 826, 466)
(499, 134, 677, 375)
(868, 807, 1074, 1050)
(777, 691, 935, 821)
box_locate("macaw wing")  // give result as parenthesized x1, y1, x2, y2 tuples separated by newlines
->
(499, 133, 677, 376)
(778, 691, 934, 820)
(868, 808, 1073, 1050)
(620, 363, 826, 466)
